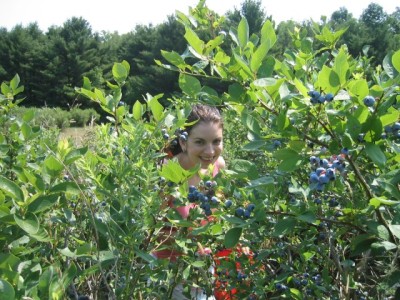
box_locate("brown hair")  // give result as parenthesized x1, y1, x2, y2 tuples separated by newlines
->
(166, 104, 223, 157)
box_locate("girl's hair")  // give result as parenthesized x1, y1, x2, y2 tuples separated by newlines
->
(165, 104, 223, 157)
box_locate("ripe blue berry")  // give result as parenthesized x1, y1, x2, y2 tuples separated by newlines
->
(247, 203, 255, 211)
(325, 93, 334, 102)
(235, 207, 245, 217)
(392, 122, 400, 131)
(211, 196, 219, 205)
(225, 200, 233, 208)
(363, 95, 375, 107)
(341, 148, 349, 155)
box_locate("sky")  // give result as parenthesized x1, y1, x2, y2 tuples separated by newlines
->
(0, 0, 398, 34)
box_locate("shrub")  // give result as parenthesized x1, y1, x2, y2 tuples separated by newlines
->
(1, 5, 399, 300)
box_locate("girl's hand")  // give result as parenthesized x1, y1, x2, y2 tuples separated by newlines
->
(197, 242, 212, 256)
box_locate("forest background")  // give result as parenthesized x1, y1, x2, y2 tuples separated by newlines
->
(0, 0, 399, 117)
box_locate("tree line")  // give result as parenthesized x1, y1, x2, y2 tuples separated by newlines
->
(0, 0, 399, 112)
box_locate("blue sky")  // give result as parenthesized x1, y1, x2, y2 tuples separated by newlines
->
(0, 0, 398, 34)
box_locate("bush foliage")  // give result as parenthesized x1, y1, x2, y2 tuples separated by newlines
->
(0, 3, 399, 300)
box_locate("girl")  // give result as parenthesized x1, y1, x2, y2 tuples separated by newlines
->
(154, 104, 225, 299)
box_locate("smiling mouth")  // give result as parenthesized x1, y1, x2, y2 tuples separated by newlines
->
(201, 157, 214, 162)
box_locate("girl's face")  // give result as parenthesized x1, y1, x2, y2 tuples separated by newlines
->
(182, 121, 223, 169)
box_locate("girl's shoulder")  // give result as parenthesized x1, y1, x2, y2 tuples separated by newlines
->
(216, 156, 226, 169)
(212, 156, 225, 177)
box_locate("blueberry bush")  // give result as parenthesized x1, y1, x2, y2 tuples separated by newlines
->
(1, 2, 399, 300)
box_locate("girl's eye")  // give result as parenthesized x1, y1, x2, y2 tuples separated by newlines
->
(195, 140, 204, 145)
(213, 140, 221, 145)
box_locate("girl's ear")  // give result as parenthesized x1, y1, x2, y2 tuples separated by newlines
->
(179, 139, 187, 153)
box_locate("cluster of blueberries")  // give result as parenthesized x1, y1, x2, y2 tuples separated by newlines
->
(187, 181, 219, 216)
(187, 182, 255, 219)
(308, 149, 348, 191)
(308, 90, 334, 105)
(383, 122, 400, 139)
(162, 128, 188, 143)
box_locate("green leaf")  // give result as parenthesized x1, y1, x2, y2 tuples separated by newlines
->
(301, 251, 315, 261)
(159, 160, 198, 184)
(371, 241, 397, 253)
(230, 159, 258, 179)
(14, 212, 40, 234)
(242, 140, 267, 151)
(184, 27, 204, 55)
(348, 79, 369, 102)
(233, 53, 253, 79)
(133, 246, 156, 264)
(260, 20, 276, 50)
(112, 61, 129, 83)
(273, 149, 303, 172)
(365, 143, 386, 168)
(350, 234, 377, 256)
(0, 175, 24, 202)
(161, 50, 186, 69)
(297, 212, 316, 224)
(380, 109, 400, 127)
(317, 65, 340, 93)
(27, 194, 59, 213)
(389, 225, 400, 239)
(273, 217, 297, 236)
(224, 227, 242, 248)
(0, 253, 20, 269)
(179, 74, 201, 97)
(392, 50, 400, 73)
(210, 224, 223, 235)
(0, 279, 15, 300)
(250, 42, 269, 73)
(147, 94, 164, 122)
(132, 101, 144, 120)
(237, 18, 249, 49)
(191, 261, 206, 268)
(369, 197, 400, 208)
(245, 176, 274, 189)
(43, 155, 64, 177)
(23, 169, 45, 192)
(64, 147, 88, 165)
(20, 123, 32, 140)
(290, 288, 303, 300)
(182, 265, 191, 280)
(50, 182, 82, 195)
(333, 48, 349, 85)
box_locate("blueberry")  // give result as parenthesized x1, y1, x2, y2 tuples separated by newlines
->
(319, 174, 330, 184)
(314, 198, 322, 205)
(363, 95, 375, 107)
(329, 199, 339, 207)
(235, 207, 245, 217)
(211, 196, 219, 205)
(325, 93, 334, 102)
(225, 200, 233, 208)
(273, 140, 281, 148)
(341, 148, 349, 155)
(310, 172, 319, 183)
(393, 122, 400, 131)
(310, 156, 320, 164)
(246, 203, 255, 211)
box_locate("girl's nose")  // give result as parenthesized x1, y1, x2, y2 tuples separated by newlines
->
(204, 143, 215, 155)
